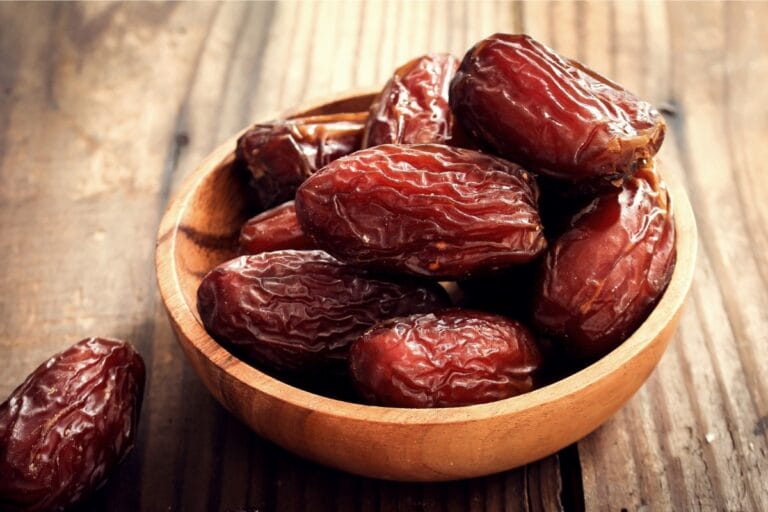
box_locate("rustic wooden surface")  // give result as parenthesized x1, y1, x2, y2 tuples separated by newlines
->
(0, 1, 765, 510)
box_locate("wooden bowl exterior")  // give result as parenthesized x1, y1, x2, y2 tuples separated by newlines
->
(155, 92, 697, 481)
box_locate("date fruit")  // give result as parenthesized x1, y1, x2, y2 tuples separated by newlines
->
(235, 113, 366, 209)
(363, 54, 459, 147)
(197, 250, 449, 375)
(239, 201, 314, 255)
(350, 310, 542, 407)
(295, 144, 547, 279)
(532, 164, 676, 360)
(450, 34, 666, 183)
(0, 338, 145, 512)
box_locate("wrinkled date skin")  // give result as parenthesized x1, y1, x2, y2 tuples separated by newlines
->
(450, 34, 666, 183)
(532, 164, 676, 361)
(0, 338, 145, 512)
(295, 144, 547, 279)
(350, 310, 542, 407)
(239, 201, 314, 255)
(363, 54, 459, 147)
(197, 250, 449, 375)
(235, 113, 366, 210)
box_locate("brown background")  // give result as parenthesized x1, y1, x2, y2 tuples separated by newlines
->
(1, 1, 766, 510)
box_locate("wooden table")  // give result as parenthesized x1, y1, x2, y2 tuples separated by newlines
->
(1, 2, 766, 510)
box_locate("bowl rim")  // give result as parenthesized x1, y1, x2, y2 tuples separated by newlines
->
(155, 91, 698, 427)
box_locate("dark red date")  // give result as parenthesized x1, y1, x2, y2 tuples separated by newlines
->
(532, 164, 676, 360)
(197, 250, 449, 375)
(239, 201, 314, 255)
(0, 338, 145, 512)
(450, 34, 666, 183)
(363, 54, 459, 147)
(236, 113, 366, 209)
(295, 144, 547, 279)
(350, 310, 542, 407)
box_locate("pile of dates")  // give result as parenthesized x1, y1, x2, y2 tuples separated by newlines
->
(199, 33, 676, 408)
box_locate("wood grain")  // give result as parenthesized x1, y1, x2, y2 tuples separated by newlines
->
(0, 1, 766, 510)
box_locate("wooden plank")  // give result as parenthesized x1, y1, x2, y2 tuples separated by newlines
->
(0, 2, 223, 510)
(578, 1, 768, 510)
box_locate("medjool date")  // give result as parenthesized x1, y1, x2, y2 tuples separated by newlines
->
(238, 201, 314, 255)
(350, 310, 542, 407)
(450, 34, 666, 183)
(363, 54, 459, 147)
(0, 338, 145, 512)
(295, 144, 546, 279)
(236, 113, 366, 209)
(197, 250, 449, 375)
(532, 164, 676, 360)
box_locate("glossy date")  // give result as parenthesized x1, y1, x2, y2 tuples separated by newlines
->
(0, 338, 145, 512)
(349, 310, 542, 407)
(450, 34, 666, 183)
(295, 144, 547, 279)
(532, 164, 676, 360)
(363, 54, 459, 147)
(235, 113, 366, 210)
(197, 250, 449, 375)
(239, 201, 314, 255)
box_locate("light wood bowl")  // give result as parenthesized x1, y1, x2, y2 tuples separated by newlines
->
(155, 91, 697, 482)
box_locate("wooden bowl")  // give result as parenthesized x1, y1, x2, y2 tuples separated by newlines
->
(155, 91, 697, 482)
